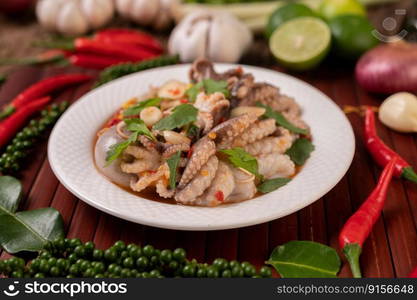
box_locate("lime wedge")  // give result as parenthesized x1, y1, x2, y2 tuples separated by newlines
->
(269, 17, 331, 71)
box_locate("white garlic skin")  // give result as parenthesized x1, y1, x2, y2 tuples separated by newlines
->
(168, 11, 253, 63)
(36, 0, 114, 36)
(379, 92, 417, 133)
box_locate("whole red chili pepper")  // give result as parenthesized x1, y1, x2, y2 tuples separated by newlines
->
(0, 96, 51, 148)
(74, 38, 157, 62)
(409, 266, 417, 278)
(0, 74, 91, 119)
(339, 157, 397, 278)
(364, 106, 417, 183)
(94, 28, 163, 53)
(69, 54, 130, 70)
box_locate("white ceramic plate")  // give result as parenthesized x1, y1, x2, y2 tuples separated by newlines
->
(48, 64, 355, 231)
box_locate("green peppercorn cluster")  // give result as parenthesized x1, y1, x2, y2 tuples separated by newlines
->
(0, 239, 272, 279)
(0, 102, 69, 173)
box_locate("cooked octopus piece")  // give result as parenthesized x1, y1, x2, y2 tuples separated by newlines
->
(243, 129, 293, 156)
(194, 92, 230, 125)
(257, 153, 295, 179)
(156, 178, 175, 198)
(209, 113, 258, 149)
(120, 146, 161, 174)
(178, 137, 216, 189)
(232, 118, 276, 147)
(196, 111, 214, 134)
(175, 155, 219, 205)
(227, 166, 257, 203)
(194, 161, 235, 207)
(130, 163, 169, 193)
(239, 83, 301, 117)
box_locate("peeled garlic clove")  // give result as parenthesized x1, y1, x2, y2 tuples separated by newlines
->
(379, 92, 417, 133)
(140, 107, 163, 127)
(157, 80, 189, 99)
(163, 131, 191, 145)
(231, 106, 265, 118)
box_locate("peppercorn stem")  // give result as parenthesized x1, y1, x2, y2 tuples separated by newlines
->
(402, 167, 417, 184)
(343, 243, 362, 278)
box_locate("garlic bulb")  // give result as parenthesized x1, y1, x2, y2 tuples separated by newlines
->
(168, 10, 253, 63)
(115, 0, 178, 31)
(379, 92, 417, 133)
(36, 0, 114, 36)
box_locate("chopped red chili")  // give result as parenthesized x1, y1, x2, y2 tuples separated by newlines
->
(215, 191, 224, 202)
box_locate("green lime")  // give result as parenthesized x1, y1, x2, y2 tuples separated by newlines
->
(269, 17, 331, 71)
(329, 15, 379, 58)
(319, 0, 366, 20)
(265, 3, 316, 38)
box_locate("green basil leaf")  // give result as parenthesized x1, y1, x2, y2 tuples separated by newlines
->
(257, 102, 309, 135)
(0, 176, 22, 215)
(186, 79, 230, 102)
(258, 178, 291, 194)
(267, 241, 341, 278)
(123, 98, 162, 117)
(286, 138, 315, 166)
(185, 82, 203, 102)
(220, 148, 259, 177)
(203, 79, 229, 97)
(105, 135, 136, 166)
(166, 151, 182, 189)
(153, 104, 198, 131)
(125, 118, 155, 141)
(0, 208, 64, 253)
(106, 119, 156, 165)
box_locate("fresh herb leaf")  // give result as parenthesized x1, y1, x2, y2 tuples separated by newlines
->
(105, 135, 137, 166)
(0, 176, 64, 253)
(266, 241, 341, 278)
(125, 118, 155, 141)
(220, 147, 259, 177)
(106, 119, 155, 165)
(153, 104, 198, 131)
(123, 98, 162, 117)
(256, 102, 309, 135)
(185, 83, 201, 102)
(258, 178, 291, 193)
(166, 151, 182, 189)
(186, 79, 230, 102)
(286, 138, 315, 166)
(204, 79, 229, 96)
(186, 124, 201, 141)
(0, 176, 22, 215)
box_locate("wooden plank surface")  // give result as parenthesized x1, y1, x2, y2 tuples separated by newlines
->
(1, 62, 417, 277)
(0, 0, 416, 278)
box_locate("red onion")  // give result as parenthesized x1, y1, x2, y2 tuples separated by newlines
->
(355, 41, 417, 94)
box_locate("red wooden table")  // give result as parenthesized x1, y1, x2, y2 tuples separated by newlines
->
(0, 0, 416, 278)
